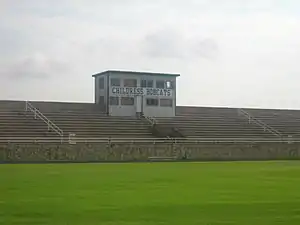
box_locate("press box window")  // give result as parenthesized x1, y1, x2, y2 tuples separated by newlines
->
(156, 80, 165, 89)
(121, 97, 135, 105)
(141, 80, 153, 88)
(111, 78, 120, 86)
(146, 98, 159, 106)
(166, 81, 173, 89)
(98, 77, 104, 89)
(124, 79, 137, 87)
(160, 99, 173, 107)
(156, 80, 173, 89)
(109, 96, 119, 105)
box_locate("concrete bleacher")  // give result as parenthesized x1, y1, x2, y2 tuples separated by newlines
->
(154, 106, 277, 139)
(43, 112, 153, 138)
(244, 108, 300, 138)
(0, 100, 154, 140)
(0, 111, 57, 139)
(33, 101, 154, 138)
(0, 101, 56, 139)
(1, 100, 300, 141)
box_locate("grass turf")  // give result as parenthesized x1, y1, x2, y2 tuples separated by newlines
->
(1, 161, 300, 225)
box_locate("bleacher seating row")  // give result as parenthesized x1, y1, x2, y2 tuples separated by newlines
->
(0, 101, 153, 139)
(1, 100, 300, 141)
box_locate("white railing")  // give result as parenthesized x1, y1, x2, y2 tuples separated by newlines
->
(0, 136, 294, 144)
(238, 109, 282, 137)
(68, 133, 76, 144)
(25, 101, 64, 140)
(144, 115, 157, 126)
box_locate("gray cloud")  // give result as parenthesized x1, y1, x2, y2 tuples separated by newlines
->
(0, 28, 30, 56)
(1, 53, 69, 80)
(142, 29, 185, 59)
(142, 29, 219, 60)
(1, 0, 300, 109)
(192, 38, 219, 60)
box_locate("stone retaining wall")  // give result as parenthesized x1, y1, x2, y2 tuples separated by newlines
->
(0, 142, 299, 163)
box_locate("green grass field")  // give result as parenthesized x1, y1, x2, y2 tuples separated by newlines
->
(1, 161, 300, 225)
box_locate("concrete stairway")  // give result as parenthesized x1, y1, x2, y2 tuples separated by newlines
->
(154, 106, 277, 139)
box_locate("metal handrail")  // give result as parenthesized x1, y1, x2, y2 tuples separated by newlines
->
(0, 136, 285, 140)
(144, 115, 157, 126)
(238, 109, 282, 137)
(25, 101, 64, 138)
(0, 136, 294, 144)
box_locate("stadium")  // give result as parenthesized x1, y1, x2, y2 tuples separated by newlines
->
(0, 70, 299, 162)
(1, 70, 300, 224)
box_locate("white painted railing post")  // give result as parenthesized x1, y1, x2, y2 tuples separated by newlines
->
(144, 115, 157, 126)
(288, 135, 293, 144)
(239, 108, 282, 137)
(24, 101, 65, 140)
(68, 133, 76, 144)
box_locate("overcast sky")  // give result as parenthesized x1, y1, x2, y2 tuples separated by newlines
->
(1, 0, 300, 109)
